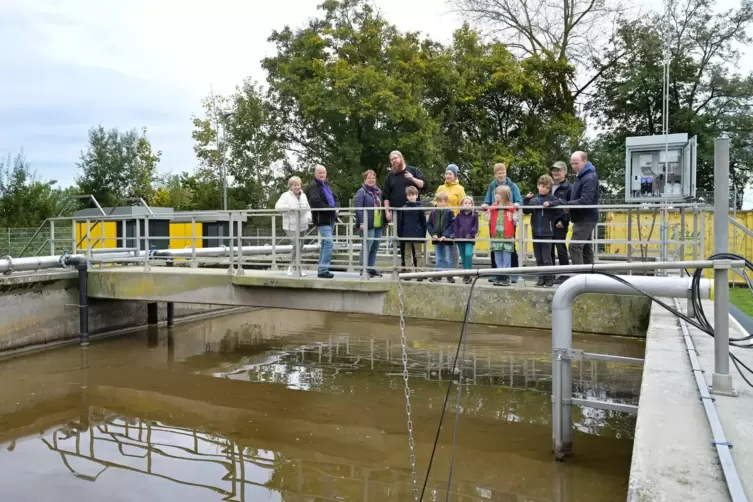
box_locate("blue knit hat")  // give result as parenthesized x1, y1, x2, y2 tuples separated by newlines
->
(446, 164, 459, 177)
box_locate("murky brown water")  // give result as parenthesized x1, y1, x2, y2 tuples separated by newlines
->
(0, 309, 644, 501)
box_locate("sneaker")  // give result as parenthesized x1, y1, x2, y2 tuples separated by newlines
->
(317, 271, 334, 279)
(534, 277, 545, 287)
(417, 278, 425, 282)
(463, 276, 472, 284)
(493, 279, 503, 286)
(554, 276, 567, 285)
(543, 278, 554, 288)
(447, 277, 456, 284)
(488, 277, 495, 283)
(429, 277, 441, 282)
(500, 277, 511, 286)
(368, 270, 383, 278)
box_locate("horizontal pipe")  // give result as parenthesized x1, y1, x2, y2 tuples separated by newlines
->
(399, 260, 743, 280)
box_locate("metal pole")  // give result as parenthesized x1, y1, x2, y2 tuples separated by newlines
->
(295, 207, 302, 277)
(391, 209, 399, 280)
(347, 212, 354, 273)
(271, 214, 277, 271)
(144, 217, 150, 272)
(77, 262, 89, 347)
(228, 212, 234, 275)
(711, 137, 735, 396)
(362, 208, 369, 279)
(71, 222, 76, 254)
(236, 215, 243, 275)
(167, 302, 175, 328)
(191, 216, 197, 268)
(50, 220, 55, 256)
(627, 209, 632, 269)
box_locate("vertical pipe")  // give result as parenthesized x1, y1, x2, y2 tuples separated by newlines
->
(680, 208, 686, 276)
(144, 217, 150, 271)
(135, 217, 141, 258)
(347, 212, 354, 273)
(71, 221, 76, 254)
(167, 302, 175, 328)
(85, 218, 91, 260)
(712, 137, 734, 395)
(78, 262, 89, 347)
(147, 302, 159, 325)
(121, 220, 126, 249)
(552, 305, 573, 459)
(391, 210, 398, 280)
(692, 207, 699, 262)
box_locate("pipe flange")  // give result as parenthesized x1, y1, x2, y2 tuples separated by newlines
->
(1, 255, 12, 275)
(58, 250, 70, 268)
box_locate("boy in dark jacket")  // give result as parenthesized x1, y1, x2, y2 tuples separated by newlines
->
(523, 174, 561, 288)
(399, 186, 428, 280)
(427, 191, 455, 283)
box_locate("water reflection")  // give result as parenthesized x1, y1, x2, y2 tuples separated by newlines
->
(0, 309, 643, 501)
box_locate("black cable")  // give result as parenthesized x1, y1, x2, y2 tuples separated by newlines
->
(418, 274, 479, 502)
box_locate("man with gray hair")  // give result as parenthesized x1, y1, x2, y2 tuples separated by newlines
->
(306, 164, 339, 278)
(561, 151, 599, 265)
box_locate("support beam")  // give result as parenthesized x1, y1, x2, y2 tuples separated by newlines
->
(147, 302, 159, 325)
(166, 302, 175, 328)
(77, 262, 89, 347)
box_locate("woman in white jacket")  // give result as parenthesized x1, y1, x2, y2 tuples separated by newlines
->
(275, 176, 312, 276)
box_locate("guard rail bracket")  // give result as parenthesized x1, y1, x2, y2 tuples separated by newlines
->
(712, 440, 733, 448)
(713, 260, 734, 270)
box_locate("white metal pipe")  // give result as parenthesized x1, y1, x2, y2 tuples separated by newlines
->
(551, 274, 713, 460)
(399, 260, 743, 280)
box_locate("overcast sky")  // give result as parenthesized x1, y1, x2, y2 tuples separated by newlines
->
(1, 0, 750, 191)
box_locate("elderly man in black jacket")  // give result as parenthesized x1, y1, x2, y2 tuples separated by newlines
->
(562, 151, 600, 265)
(550, 161, 572, 283)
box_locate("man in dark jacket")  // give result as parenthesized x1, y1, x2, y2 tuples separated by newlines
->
(562, 151, 600, 265)
(306, 164, 339, 278)
(550, 161, 572, 283)
(382, 150, 427, 269)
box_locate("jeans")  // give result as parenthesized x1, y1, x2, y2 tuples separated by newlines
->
(490, 227, 518, 281)
(361, 227, 382, 273)
(435, 243, 452, 269)
(317, 225, 333, 274)
(457, 242, 475, 269)
(569, 221, 597, 265)
(493, 250, 512, 279)
(450, 243, 459, 268)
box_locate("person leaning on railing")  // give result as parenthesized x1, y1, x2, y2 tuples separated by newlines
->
(275, 175, 312, 277)
(306, 165, 339, 279)
(354, 169, 385, 278)
(560, 151, 600, 266)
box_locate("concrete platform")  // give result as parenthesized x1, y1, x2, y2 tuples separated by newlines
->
(85, 267, 652, 336)
(628, 299, 753, 501)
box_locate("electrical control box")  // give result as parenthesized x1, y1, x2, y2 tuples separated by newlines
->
(624, 133, 697, 202)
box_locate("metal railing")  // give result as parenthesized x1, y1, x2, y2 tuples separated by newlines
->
(2, 202, 724, 280)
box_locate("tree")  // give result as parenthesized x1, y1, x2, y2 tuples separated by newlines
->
(429, 25, 583, 195)
(0, 150, 69, 227)
(191, 82, 285, 209)
(76, 125, 162, 207)
(262, 0, 445, 197)
(587, 0, 753, 201)
(152, 174, 194, 210)
(453, 0, 630, 113)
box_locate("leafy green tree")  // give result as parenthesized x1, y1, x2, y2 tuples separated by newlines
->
(76, 125, 162, 207)
(262, 0, 445, 197)
(0, 150, 69, 227)
(153, 174, 194, 210)
(587, 0, 753, 202)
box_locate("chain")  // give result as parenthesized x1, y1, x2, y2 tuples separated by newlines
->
(398, 279, 419, 501)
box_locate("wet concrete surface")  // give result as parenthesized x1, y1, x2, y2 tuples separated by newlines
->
(0, 309, 645, 501)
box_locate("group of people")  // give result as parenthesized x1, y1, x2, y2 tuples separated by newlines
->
(274, 150, 600, 283)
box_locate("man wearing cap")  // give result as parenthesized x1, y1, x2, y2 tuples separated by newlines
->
(550, 161, 573, 283)
(434, 164, 466, 268)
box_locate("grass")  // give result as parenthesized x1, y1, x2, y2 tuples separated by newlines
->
(730, 286, 753, 318)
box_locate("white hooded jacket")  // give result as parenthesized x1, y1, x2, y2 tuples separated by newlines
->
(275, 190, 312, 232)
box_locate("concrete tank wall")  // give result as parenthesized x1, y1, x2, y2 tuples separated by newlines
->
(0, 271, 238, 352)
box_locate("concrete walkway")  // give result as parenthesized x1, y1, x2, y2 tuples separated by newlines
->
(629, 299, 753, 501)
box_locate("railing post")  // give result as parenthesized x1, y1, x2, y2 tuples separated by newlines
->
(144, 217, 150, 272)
(294, 208, 302, 278)
(347, 212, 354, 273)
(85, 218, 91, 261)
(627, 208, 632, 271)
(135, 217, 141, 259)
(517, 211, 525, 287)
(236, 214, 244, 275)
(271, 214, 277, 271)
(71, 222, 76, 254)
(190, 216, 197, 268)
(50, 220, 55, 256)
(361, 207, 369, 279)
(692, 206, 699, 262)
(391, 209, 399, 280)
(680, 207, 686, 276)
(711, 137, 735, 396)
(228, 212, 234, 276)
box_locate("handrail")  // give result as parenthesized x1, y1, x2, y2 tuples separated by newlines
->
(729, 216, 753, 239)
